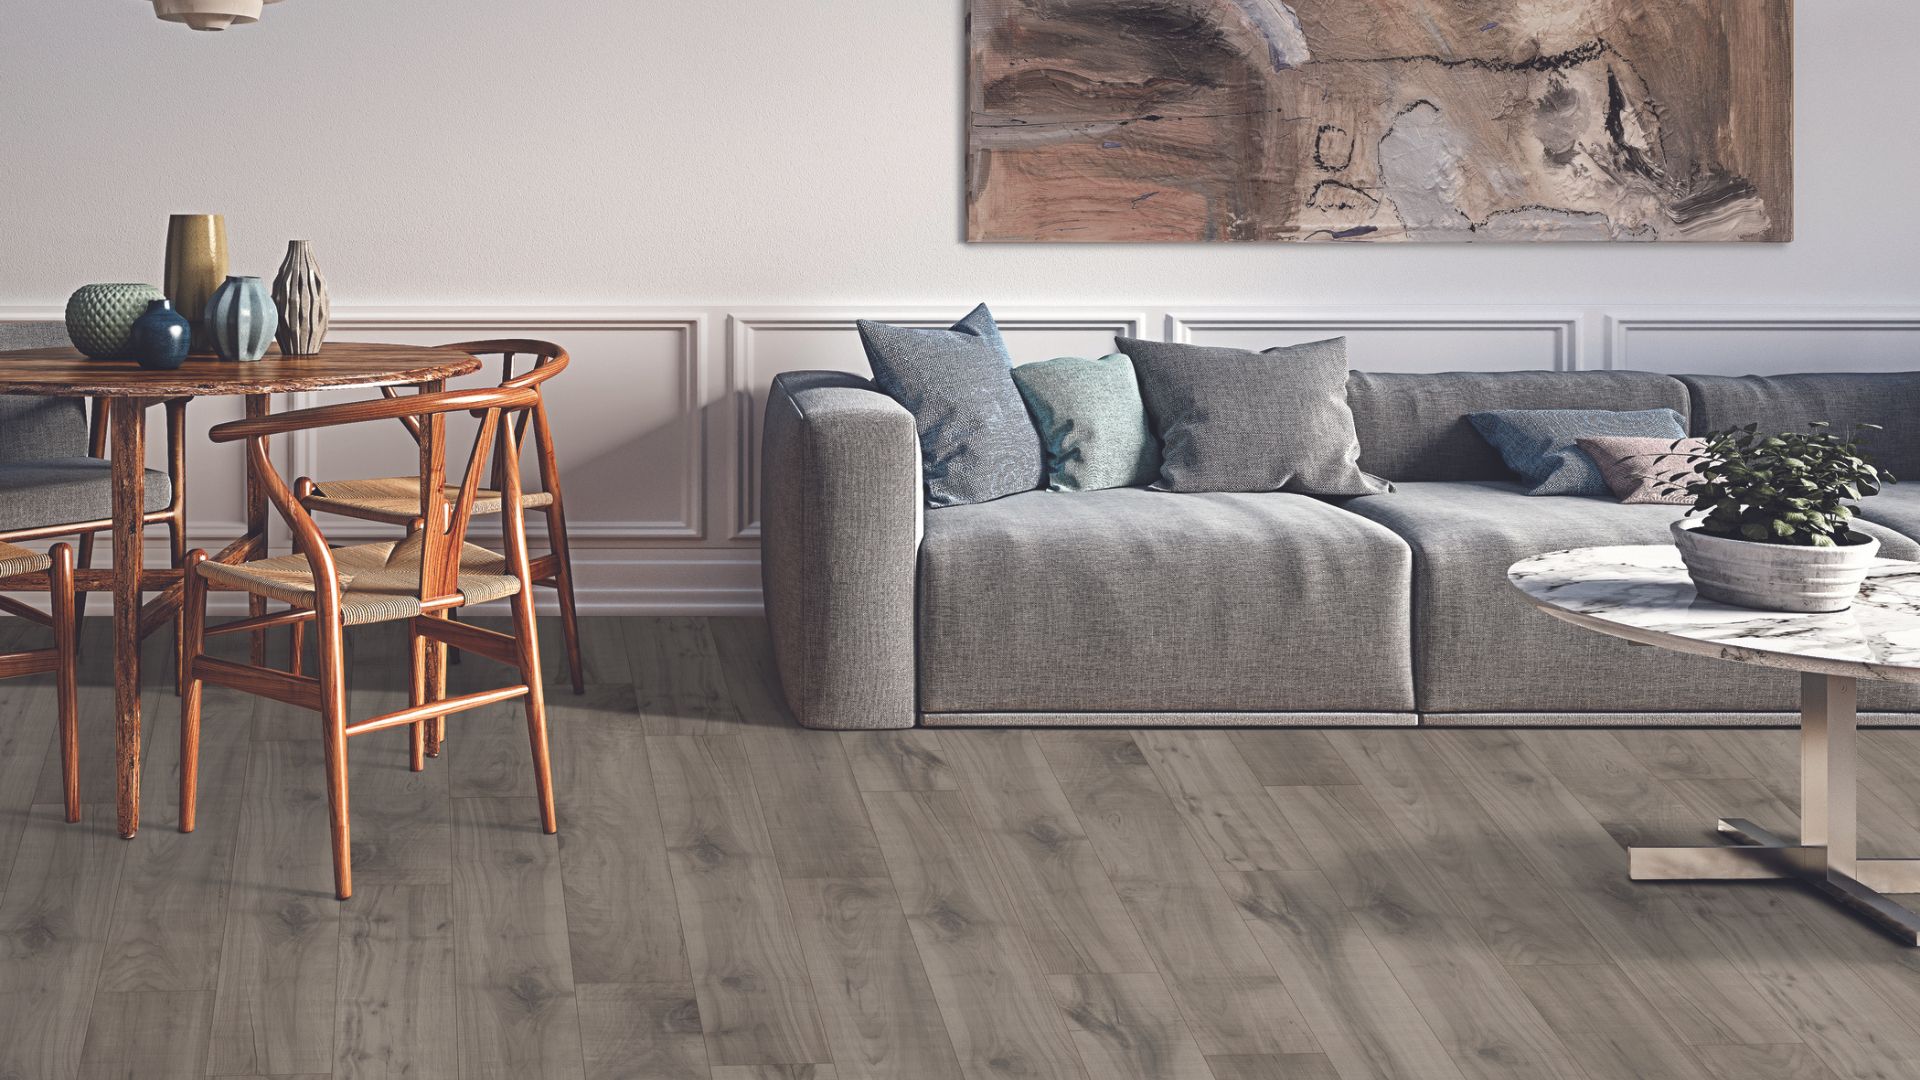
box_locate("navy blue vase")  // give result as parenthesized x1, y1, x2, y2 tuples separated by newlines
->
(129, 299, 191, 371)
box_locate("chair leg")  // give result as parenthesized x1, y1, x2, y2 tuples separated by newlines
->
(179, 551, 208, 833)
(49, 544, 80, 824)
(509, 586, 557, 834)
(425, 612, 448, 757)
(73, 529, 96, 646)
(545, 503, 585, 695)
(408, 618, 427, 772)
(317, 616, 353, 900)
(168, 515, 187, 694)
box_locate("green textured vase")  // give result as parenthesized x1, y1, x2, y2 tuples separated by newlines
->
(66, 283, 165, 359)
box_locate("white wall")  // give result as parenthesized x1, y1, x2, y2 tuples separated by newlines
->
(3, 2, 1918, 612)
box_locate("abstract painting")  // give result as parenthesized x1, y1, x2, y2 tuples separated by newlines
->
(967, 0, 1793, 242)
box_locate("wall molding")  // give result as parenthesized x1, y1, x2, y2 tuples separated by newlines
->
(1167, 309, 1586, 370)
(725, 309, 1146, 539)
(293, 308, 709, 542)
(1606, 310, 1920, 370)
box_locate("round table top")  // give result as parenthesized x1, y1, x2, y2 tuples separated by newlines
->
(0, 342, 481, 397)
(1510, 545, 1920, 684)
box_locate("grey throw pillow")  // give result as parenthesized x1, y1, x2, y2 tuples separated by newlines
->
(858, 304, 1043, 507)
(1468, 408, 1689, 496)
(1117, 335, 1388, 496)
(1011, 354, 1160, 492)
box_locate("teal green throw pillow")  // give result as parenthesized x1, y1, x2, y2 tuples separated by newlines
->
(1011, 354, 1160, 491)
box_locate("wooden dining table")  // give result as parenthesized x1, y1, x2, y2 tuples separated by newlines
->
(0, 342, 481, 838)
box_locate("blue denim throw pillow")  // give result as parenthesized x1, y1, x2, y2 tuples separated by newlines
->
(1469, 407, 1689, 496)
(858, 304, 1043, 507)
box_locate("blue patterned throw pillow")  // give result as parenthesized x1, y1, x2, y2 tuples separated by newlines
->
(1469, 408, 1690, 496)
(858, 304, 1044, 507)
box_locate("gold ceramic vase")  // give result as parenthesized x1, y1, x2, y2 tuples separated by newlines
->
(164, 214, 228, 356)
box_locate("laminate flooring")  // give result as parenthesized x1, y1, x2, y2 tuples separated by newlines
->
(4, 617, 1920, 1079)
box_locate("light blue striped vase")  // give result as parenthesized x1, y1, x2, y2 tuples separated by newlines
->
(203, 275, 278, 362)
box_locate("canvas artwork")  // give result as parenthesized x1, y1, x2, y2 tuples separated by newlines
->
(967, 0, 1793, 243)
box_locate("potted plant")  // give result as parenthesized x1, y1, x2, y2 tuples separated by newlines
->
(1665, 422, 1894, 613)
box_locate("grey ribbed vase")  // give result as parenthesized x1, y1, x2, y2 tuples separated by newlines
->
(204, 276, 278, 362)
(271, 240, 329, 356)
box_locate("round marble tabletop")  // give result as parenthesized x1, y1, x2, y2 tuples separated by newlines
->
(1509, 545, 1920, 684)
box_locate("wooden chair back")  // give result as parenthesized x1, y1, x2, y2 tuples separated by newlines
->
(209, 386, 541, 616)
(373, 340, 570, 495)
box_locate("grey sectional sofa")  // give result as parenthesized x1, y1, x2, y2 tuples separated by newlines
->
(761, 367, 1920, 730)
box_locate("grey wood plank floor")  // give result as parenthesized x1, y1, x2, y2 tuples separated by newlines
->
(9, 617, 1920, 1078)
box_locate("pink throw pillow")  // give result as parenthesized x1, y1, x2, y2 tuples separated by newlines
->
(1577, 435, 1706, 504)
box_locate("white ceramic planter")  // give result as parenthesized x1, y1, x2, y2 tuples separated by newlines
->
(1671, 518, 1878, 613)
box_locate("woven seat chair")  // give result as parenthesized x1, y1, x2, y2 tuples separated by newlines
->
(0, 540, 78, 822)
(295, 340, 582, 724)
(180, 385, 557, 901)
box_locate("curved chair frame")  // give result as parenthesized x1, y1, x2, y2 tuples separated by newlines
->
(182, 385, 557, 900)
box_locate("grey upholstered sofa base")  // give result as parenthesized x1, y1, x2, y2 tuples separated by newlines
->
(761, 366, 1920, 731)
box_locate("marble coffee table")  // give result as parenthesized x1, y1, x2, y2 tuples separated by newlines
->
(1510, 544, 1920, 944)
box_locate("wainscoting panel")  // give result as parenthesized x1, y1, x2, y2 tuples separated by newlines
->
(6, 305, 1920, 613)
(1169, 310, 1583, 371)
(1608, 311, 1920, 374)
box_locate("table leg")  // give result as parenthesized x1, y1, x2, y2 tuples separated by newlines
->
(110, 399, 149, 839)
(1628, 671, 1920, 944)
(244, 394, 270, 665)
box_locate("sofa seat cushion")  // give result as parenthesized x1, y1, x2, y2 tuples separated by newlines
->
(918, 488, 1414, 714)
(0, 459, 171, 532)
(1342, 481, 1920, 715)
(1853, 486, 1920, 544)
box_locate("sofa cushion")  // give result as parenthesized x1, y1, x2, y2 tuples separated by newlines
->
(0, 459, 172, 531)
(1011, 353, 1160, 491)
(918, 488, 1414, 714)
(1679, 372, 1920, 480)
(1347, 370, 1691, 483)
(1341, 481, 1920, 715)
(857, 304, 1043, 508)
(1119, 336, 1388, 496)
(1852, 486, 1920, 545)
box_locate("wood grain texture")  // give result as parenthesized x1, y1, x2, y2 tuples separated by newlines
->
(577, 983, 709, 1080)
(632, 617, 751, 735)
(939, 731, 1155, 975)
(550, 686, 690, 986)
(450, 796, 584, 1080)
(744, 728, 887, 880)
(1329, 730, 1607, 966)
(206, 739, 341, 1077)
(1267, 783, 1584, 1080)
(649, 735, 828, 1067)
(1049, 973, 1214, 1080)
(76, 990, 212, 1080)
(1507, 963, 1709, 1080)
(1223, 868, 1462, 1080)
(1432, 730, 1797, 1048)
(336, 884, 456, 1080)
(784, 877, 963, 1080)
(1133, 731, 1314, 873)
(709, 1067, 840, 1080)
(1039, 732, 1317, 1058)
(969, 0, 1793, 242)
(0, 804, 127, 1080)
(0, 342, 481, 397)
(842, 730, 959, 792)
(1229, 731, 1359, 788)
(863, 789, 1089, 1080)
(1202, 1055, 1342, 1080)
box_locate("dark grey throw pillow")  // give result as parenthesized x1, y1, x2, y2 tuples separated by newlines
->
(1118, 335, 1389, 496)
(858, 304, 1043, 507)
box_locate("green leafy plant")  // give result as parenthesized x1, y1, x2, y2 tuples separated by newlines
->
(1661, 423, 1894, 547)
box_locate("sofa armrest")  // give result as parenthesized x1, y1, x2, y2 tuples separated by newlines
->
(760, 371, 922, 729)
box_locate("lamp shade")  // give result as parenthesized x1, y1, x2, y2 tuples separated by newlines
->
(153, 0, 264, 31)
